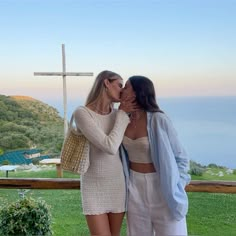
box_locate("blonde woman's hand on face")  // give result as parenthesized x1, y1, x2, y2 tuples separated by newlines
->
(119, 95, 139, 113)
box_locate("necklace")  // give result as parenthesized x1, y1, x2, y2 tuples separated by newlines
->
(130, 110, 145, 120)
(91, 105, 111, 115)
(130, 110, 145, 128)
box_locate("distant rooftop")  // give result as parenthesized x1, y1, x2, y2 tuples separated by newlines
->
(0, 149, 50, 165)
(23, 149, 41, 155)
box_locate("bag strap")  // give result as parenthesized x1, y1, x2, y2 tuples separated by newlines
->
(68, 106, 94, 135)
(67, 112, 80, 135)
(69, 113, 75, 130)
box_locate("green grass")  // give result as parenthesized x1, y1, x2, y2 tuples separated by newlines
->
(191, 167, 236, 181)
(1, 168, 236, 235)
(0, 168, 80, 178)
(187, 192, 236, 235)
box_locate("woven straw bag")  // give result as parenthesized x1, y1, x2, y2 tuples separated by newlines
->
(61, 113, 90, 174)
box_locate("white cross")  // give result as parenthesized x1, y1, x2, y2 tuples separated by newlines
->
(34, 44, 93, 136)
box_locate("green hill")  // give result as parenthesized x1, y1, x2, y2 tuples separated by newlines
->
(0, 95, 64, 154)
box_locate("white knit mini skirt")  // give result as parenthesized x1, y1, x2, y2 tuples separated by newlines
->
(81, 172, 126, 215)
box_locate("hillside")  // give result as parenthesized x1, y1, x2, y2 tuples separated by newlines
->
(0, 95, 64, 154)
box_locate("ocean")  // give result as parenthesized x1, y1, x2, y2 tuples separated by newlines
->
(46, 96, 236, 169)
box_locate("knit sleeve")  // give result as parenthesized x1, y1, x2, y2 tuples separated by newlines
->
(74, 107, 130, 155)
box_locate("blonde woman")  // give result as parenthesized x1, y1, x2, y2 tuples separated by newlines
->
(74, 70, 134, 236)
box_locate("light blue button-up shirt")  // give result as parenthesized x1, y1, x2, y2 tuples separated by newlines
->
(120, 111, 191, 220)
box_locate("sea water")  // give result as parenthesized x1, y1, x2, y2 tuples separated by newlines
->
(47, 96, 236, 169)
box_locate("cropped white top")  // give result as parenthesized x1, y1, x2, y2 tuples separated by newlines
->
(123, 136, 152, 164)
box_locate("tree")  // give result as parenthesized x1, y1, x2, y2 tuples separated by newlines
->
(0, 148, 4, 155)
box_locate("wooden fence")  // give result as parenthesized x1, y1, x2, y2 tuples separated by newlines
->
(0, 178, 236, 193)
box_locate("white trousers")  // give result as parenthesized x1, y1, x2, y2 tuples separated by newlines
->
(127, 170, 187, 236)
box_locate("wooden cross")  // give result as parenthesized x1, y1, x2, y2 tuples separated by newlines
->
(34, 44, 93, 136)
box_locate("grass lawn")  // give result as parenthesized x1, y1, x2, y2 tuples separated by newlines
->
(0, 168, 236, 235)
(191, 167, 236, 181)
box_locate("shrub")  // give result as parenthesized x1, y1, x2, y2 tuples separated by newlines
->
(190, 160, 205, 169)
(190, 166, 204, 176)
(1, 159, 11, 165)
(208, 163, 218, 168)
(0, 148, 4, 155)
(32, 157, 40, 165)
(233, 169, 236, 175)
(0, 197, 52, 236)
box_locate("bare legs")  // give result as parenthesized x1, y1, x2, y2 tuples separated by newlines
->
(86, 212, 125, 236)
(108, 212, 125, 236)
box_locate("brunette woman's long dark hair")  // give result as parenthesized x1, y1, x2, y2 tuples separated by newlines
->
(129, 76, 163, 113)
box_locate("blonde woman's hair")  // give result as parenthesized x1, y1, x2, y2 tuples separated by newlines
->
(85, 70, 122, 105)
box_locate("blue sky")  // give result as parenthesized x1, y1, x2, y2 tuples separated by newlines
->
(0, 0, 236, 103)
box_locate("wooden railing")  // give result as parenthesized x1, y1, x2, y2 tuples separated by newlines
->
(0, 178, 236, 193)
(186, 180, 236, 193)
